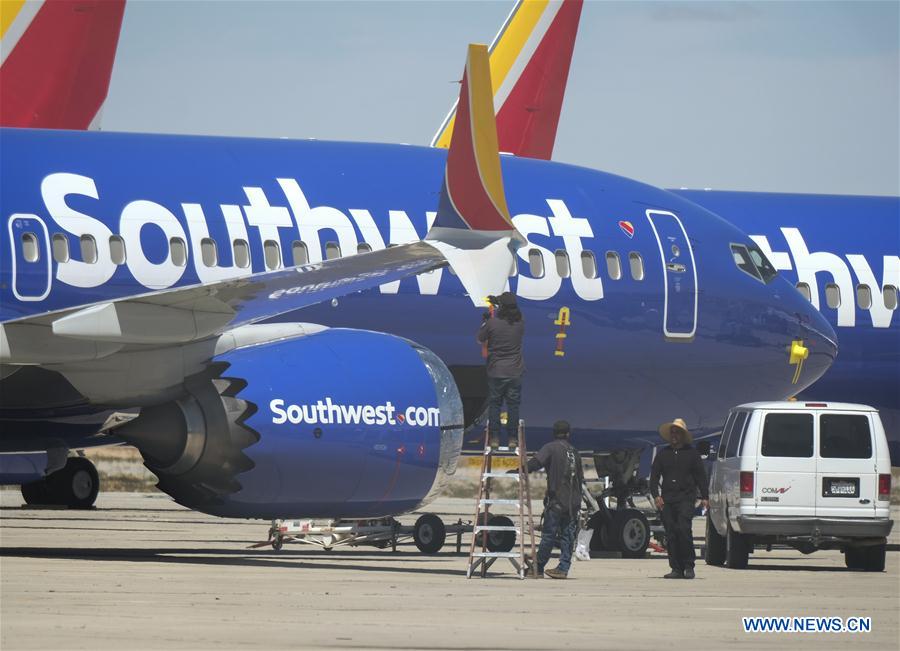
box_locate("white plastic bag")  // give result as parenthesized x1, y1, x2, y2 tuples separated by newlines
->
(574, 528, 593, 561)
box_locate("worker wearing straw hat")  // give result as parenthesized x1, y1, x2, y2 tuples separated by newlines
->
(650, 418, 709, 579)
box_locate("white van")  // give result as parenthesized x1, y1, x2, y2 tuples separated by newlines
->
(706, 401, 893, 571)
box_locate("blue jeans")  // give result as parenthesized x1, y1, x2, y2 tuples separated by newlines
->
(487, 376, 521, 439)
(537, 504, 578, 574)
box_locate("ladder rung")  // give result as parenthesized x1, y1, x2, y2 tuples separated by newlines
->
(473, 526, 519, 532)
(472, 552, 522, 558)
(482, 472, 519, 480)
(479, 499, 521, 506)
(483, 447, 521, 454)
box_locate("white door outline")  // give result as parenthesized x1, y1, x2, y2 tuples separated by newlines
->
(8, 213, 52, 301)
(646, 209, 698, 339)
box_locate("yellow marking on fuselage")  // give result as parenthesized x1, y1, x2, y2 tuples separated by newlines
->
(1, 0, 28, 40)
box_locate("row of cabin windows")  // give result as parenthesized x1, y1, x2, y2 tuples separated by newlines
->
(527, 248, 645, 281)
(795, 281, 899, 311)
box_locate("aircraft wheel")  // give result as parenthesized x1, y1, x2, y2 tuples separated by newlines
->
(48, 457, 99, 509)
(413, 513, 446, 554)
(486, 514, 516, 552)
(21, 479, 51, 505)
(612, 509, 650, 558)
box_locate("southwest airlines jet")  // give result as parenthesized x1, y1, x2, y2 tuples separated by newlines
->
(0, 1, 838, 519)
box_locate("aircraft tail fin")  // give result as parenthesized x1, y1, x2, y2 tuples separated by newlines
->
(0, 0, 126, 129)
(431, 0, 583, 160)
(426, 43, 523, 306)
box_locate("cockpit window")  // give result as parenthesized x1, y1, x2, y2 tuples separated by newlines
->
(731, 242, 778, 283)
(730, 244, 762, 281)
(746, 242, 778, 283)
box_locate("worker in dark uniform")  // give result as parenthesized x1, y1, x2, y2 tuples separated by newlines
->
(526, 420, 584, 579)
(650, 418, 709, 579)
(476, 291, 524, 449)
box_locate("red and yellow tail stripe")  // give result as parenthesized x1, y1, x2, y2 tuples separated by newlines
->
(434, 44, 513, 233)
(431, 0, 582, 160)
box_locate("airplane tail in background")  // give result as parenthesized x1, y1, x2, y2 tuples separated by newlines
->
(431, 0, 583, 161)
(0, 0, 126, 129)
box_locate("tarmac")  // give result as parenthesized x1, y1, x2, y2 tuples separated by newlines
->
(1, 491, 898, 650)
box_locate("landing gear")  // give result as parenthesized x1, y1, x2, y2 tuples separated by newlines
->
(612, 509, 650, 558)
(20, 457, 99, 509)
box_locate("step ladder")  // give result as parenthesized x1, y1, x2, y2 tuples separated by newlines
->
(466, 420, 538, 579)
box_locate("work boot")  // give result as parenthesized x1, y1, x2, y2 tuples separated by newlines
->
(489, 435, 500, 450)
(507, 438, 518, 452)
(683, 567, 695, 579)
(663, 570, 683, 579)
(544, 567, 568, 580)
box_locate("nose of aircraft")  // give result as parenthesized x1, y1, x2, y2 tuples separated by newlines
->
(787, 287, 839, 392)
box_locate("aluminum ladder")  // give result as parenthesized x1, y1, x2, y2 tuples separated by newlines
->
(466, 420, 538, 579)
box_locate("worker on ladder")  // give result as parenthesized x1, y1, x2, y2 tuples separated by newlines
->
(477, 291, 525, 450)
(525, 420, 584, 579)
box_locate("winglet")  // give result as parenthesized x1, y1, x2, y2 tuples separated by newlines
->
(425, 44, 523, 305)
(431, 0, 583, 160)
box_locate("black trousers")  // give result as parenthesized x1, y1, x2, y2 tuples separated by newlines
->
(487, 376, 521, 439)
(661, 498, 696, 571)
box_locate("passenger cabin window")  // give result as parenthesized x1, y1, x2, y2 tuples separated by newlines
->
(325, 241, 341, 260)
(357, 243, 372, 254)
(717, 412, 736, 460)
(825, 283, 841, 309)
(233, 239, 251, 268)
(528, 249, 544, 278)
(169, 237, 187, 267)
(761, 413, 813, 458)
(796, 282, 811, 302)
(554, 250, 570, 278)
(856, 284, 872, 310)
(264, 240, 281, 270)
(628, 252, 644, 281)
(731, 244, 762, 281)
(725, 412, 748, 458)
(884, 285, 899, 310)
(820, 414, 872, 459)
(581, 251, 597, 279)
(21, 233, 39, 262)
(80, 235, 98, 264)
(606, 252, 622, 280)
(291, 241, 308, 266)
(109, 235, 126, 265)
(200, 238, 217, 267)
(52, 234, 69, 263)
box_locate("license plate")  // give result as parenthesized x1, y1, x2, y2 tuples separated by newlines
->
(823, 478, 859, 498)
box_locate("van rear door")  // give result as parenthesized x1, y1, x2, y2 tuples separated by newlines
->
(755, 412, 816, 517)
(815, 411, 876, 518)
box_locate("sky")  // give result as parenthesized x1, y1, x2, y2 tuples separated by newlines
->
(103, 0, 900, 197)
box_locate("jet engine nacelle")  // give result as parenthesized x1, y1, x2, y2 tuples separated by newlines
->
(118, 328, 464, 519)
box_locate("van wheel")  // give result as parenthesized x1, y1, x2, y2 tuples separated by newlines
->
(725, 520, 750, 569)
(705, 513, 726, 566)
(844, 547, 865, 570)
(863, 544, 886, 572)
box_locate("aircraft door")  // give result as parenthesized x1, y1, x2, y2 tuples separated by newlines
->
(7, 214, 52, 301)
(646, 209, 697, 339)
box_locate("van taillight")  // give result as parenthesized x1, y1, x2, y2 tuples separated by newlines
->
(878, 474, 891, 501)
(740, 471, 754, 498)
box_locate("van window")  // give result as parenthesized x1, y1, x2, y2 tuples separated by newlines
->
(761, 413, 813, 458)
(725, 412, 748, 458)
(717, 412, 736, 460)
(820, 414, 872, 459)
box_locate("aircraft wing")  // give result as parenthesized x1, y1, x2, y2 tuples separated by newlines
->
(1, 42, 521, 359)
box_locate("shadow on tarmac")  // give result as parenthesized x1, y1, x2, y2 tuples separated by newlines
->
(0, 545, 468, 576)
